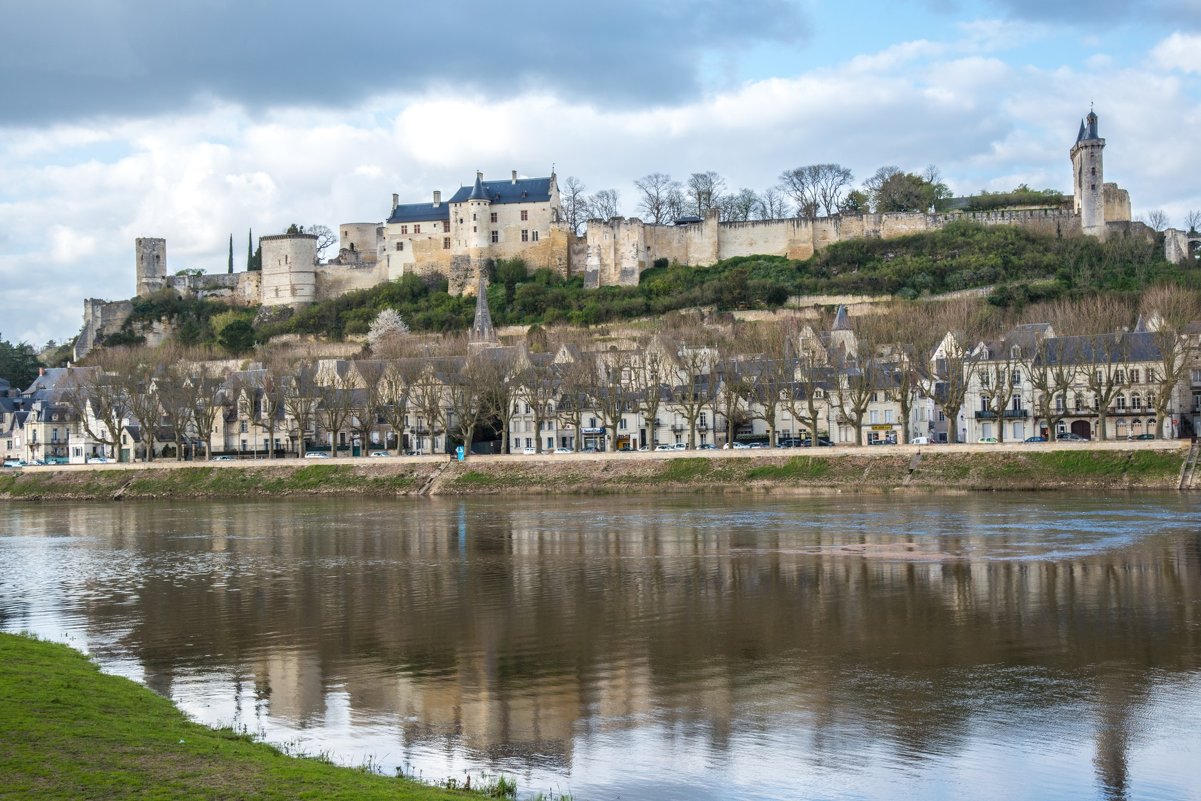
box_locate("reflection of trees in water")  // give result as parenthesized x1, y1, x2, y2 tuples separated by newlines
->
(8, 496, 1201, 779)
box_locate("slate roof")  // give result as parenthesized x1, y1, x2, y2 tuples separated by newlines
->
(386, 202, 451, 225)
(447, 176, 553, 206)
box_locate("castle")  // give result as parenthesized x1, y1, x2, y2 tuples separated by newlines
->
(75, 110, 1198, 359)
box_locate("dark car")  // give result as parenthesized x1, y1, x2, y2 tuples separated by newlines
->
(1130, 433, 1156, 440)
(1024, 436, 1047, 443)
(1057, 432, 1089, 442)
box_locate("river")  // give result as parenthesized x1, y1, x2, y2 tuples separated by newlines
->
(1, 493, 1199, 800)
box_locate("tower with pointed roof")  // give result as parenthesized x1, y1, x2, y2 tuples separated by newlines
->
(829, 305, 857, 362)
(468, 270, 499, 351)
(1071, 108, 1106, 238)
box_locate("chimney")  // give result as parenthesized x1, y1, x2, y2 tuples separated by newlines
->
(392, 193, 399, 211)
(39, 367, 45, 377)
(511, 170, 517, 184)
(433, 190, 441, 207)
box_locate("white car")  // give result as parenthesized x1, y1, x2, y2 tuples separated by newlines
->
(731, 442, 750, 449)
(211, 455, 236, 461)
(2, 459, 26, 468)
(654, 444, 674, 451)
(303, 451, 332, 459)
(522, 447, 538, 455)
(672, 443, 687, 450)
(368, 450, 391, 457)
(553, 447, 573, 454)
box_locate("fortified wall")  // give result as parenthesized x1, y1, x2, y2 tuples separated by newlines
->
(581, 207, 1113, 289)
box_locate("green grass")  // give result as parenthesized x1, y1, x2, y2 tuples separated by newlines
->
(746, 457, 832, 481)
(654, 458, 712, 483)
(1028, 451, 1133, 477)
(0, 633, 473, 800)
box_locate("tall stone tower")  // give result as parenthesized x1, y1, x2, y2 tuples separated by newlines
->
(1071, 109, 1106, 238)
(135, 237, 167, 297)
(260, 233, 318, 308)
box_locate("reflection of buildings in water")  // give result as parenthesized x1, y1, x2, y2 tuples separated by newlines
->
(8, 496, 1199, 782)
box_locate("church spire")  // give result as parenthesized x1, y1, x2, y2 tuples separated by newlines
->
(469, 270, 499, 350)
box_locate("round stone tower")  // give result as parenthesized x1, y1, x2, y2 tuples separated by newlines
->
(135, 237, 167, 297)
(260, 233, 318, 307)
(1070, 109, 1106, 238)
(466, 171, 492, 254)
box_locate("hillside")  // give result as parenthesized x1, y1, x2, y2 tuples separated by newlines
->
(93, 220, 1194, 351)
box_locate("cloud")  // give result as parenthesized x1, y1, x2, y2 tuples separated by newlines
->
(0, 0, 810, 127)
(1152, 33, 1201, 73)
(2, 20, 1199, 347)
(979, 0, 1201, 26)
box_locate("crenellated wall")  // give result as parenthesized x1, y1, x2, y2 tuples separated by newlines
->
(583, 208, 1096, 286)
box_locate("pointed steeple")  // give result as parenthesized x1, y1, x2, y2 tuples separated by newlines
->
(468, 171, 488, 201)
(1077, 119, 1087, 143)
(469, 270, 499, 350)
(831, 305, 851, 331)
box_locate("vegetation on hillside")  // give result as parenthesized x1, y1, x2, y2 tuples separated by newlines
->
(85, 221, 1195, 349)
(250, 221, 1194, 341)
(0, 334, 43, 388)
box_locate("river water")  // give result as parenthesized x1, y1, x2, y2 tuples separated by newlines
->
(1, 493, 1199, 800)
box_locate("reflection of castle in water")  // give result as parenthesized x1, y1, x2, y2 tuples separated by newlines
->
(26, 496, 1201, 781)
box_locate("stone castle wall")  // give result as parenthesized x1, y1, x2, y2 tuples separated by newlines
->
(583, 208, 1093, 287)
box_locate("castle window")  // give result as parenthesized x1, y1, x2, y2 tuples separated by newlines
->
(400, 225, 408, 235)
(490, 212, 497, 223)
(531, 230, 539, 242)
(414, 224, 421, 234)
(442, 221, 449, 232)
(395, 242, 402, 251)
(443, 237, 450, 249)
(521, 210, 529, 221)
(1090, 184, 1096, 191)
(491, 231, 499, 243)
(521, 230, 529, 242)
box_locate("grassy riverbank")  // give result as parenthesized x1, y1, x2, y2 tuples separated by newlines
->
(0, 444, 1190, 501)
(0, 633, 483, 801)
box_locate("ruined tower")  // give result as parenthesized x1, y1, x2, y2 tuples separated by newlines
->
(1071, 109, 1106, 238)
(135, 237, 167, 297)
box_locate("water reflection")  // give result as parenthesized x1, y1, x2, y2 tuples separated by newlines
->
(1, 494, 1199, 800)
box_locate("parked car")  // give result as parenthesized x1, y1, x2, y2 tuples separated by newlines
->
(655, 444, 675, 451)
(731, 442, 750, 450)
(672, 443, 688, 450)
(521, 446, 538, 455)
(699, 443, 717, 450)
(1130, 433, 1156, 440)
(1024, 436, 1047, 443)
(2, 459, 26, 468)
(977, 437, 999, 444)
(303, 451, 332, 459)
(554, 447, 574, 454)
(1057, 432, 1089, 442)
(798, 437, 835, 447)
(211, 455, 237, 461)
(910, 436, 932, 445)
(368, 450, 391, 457)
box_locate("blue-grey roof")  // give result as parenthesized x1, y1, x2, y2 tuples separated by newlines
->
(386, 202, 451, 225)
(448, 176, 553, 205)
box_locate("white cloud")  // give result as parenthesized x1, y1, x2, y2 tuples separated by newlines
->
(1151, 32, 1201, 73)
(2, 26, 1199, 348)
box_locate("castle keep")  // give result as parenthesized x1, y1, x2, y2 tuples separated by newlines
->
(75, 110, 1196, 358)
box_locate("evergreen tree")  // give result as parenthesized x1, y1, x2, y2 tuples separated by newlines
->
(228, 234, 234, 274)
(0, 334, 43, 390)
(247, 229, 254, 271)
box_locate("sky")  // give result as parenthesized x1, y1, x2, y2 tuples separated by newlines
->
(1, 0, 1199, 348)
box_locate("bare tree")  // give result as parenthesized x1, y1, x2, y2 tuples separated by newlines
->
(191, 361, 231, 459)
(1022, 333, 1080, 443)
(862, 165, 902, 212)
(1141, 285, 1201, 438)
(977, 348, 1020, 443)
(686, 171, 726, 217)
(718, 189, 761, 223)
(587, 188, 621, 220)
(155, 351, 197, 461)
(634, 173, 684, 225)
(814, 164, 854, 217)
(1145, 209, 1170, 232)
(303, 224, 338, 259)
(63, 356, 124, 460)
(667, 346, 718, 449)
(446, 358, 489, 455)
(561, 176, 590, 235)
(408, 361, 448, 454)
(115, 348, 164, 462)
(1185, 209, 1201, 235)
(634, 344, 669, 448)
(778, 166, 819, 219)
(755, 187, 792, 221)
(376, 360, 411, 453)
(280, 363, 320, 457)
(589, 352, 635, 452)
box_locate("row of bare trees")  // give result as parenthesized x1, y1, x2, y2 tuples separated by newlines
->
(62, 286, 1199, 459)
